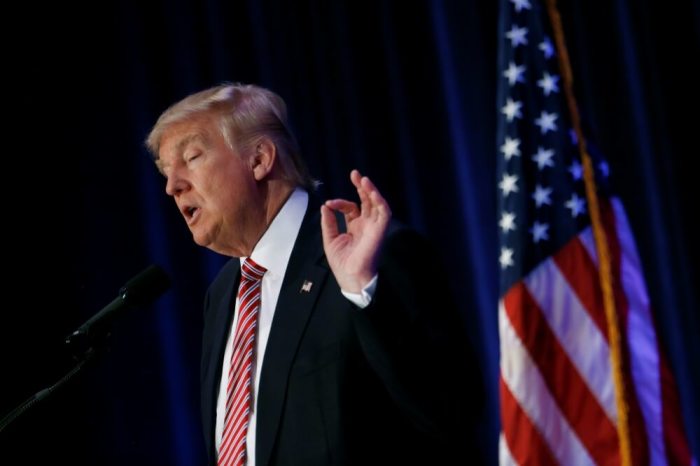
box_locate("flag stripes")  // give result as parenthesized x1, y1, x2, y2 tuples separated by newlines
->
(497, 1, 693, 464)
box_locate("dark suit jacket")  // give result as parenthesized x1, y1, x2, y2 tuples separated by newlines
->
(200, 198, 485, 465)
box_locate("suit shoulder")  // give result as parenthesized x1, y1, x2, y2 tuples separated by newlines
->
(207, 258, 240, 296)
(383, 220, 433, 252)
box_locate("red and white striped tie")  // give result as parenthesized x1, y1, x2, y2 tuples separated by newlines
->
(218, 258, 266, 466)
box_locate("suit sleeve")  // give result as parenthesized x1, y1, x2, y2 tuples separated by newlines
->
(349, 225, 486, 460)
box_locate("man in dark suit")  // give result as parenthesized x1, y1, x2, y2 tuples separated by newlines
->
(146, 83, 484, 465)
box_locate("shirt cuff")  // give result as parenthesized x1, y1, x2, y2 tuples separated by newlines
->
(341, 274, 378, 309)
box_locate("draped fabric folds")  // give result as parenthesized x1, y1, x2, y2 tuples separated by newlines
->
(3, 1, 697, 464)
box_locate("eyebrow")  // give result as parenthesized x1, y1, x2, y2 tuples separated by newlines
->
(155, 133, 207, 174)
(176, 133, 207, 154)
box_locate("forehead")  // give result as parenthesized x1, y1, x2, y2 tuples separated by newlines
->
(159, 118, 214, 155)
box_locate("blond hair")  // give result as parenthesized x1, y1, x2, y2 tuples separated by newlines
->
(146, 83, 318, 191)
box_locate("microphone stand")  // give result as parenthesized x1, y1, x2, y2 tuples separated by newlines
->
(0, 264, 170, 434)
(0, 336, 106, 433)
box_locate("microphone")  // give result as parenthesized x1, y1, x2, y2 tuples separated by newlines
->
(65, 264, 171, 348)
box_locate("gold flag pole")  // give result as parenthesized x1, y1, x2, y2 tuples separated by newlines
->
(544, 2, 632, 465)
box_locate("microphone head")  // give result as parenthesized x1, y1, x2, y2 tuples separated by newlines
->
(120, 264, 171, 306)
(66, 264, 171, 352)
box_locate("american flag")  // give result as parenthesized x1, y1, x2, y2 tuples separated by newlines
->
(496, 1, 693, 465)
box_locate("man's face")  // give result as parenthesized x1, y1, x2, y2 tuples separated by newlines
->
(156, 116, 262, 257)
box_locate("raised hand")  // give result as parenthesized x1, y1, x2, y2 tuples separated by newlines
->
(320, 169, 392, 293)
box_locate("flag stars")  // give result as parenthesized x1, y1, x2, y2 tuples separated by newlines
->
(503, 61, 526, 86)
(565, 193, 586, 217)
(535, 110, 558, 134)
(499, 211, 517, 233)
(501, 136, 521, 160)
(509, 0, 532, 12)
(537, 72, 559, 96)
(506, 25, 528, 47)
(502, 98, 523, 122)
(539, 37, 555, 59)
(529, 221, 550, 243)
(499, 173, 519, 196)
(532, 146, 555, 170)
(569, 160, 583, 180)
(499, 247, 515, 269)
(532, 184, 553, 208)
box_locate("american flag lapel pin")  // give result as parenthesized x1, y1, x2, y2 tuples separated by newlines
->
(300, 280, 313, 293)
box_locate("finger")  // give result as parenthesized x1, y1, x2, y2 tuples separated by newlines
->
(359, 173, 378, 192)
(358, 180, 371, 217)
(349, 170, 370, 216)
(320, 204, 339, 250)
(350, 169, 362, 189)
(324, 199, 359, 217)
(369, 189, 391, 221)
(358, 175, 381, 217)
(351, 171, 374, 217)
(350, 169, 386, 220)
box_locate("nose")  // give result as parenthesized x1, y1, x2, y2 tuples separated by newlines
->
(165, 169, 190, 196)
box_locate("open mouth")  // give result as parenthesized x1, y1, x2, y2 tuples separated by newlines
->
(183, 205, 200, 224)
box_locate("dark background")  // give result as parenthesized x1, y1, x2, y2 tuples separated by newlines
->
(2, 1, 698, 464)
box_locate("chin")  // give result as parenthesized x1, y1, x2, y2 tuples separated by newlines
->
(190, 230, 210, 248)
(193, 231, 223, 254)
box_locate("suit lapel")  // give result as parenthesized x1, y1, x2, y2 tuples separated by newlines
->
(202, 260, 241, 454)
(256, 202, 329, 466)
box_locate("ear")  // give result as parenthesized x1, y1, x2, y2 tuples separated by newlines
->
(250, 138, 276, 181)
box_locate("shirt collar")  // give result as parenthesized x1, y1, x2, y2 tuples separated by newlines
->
(245, 188, 308, 280)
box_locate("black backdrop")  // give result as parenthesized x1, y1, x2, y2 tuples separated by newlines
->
(2, 1, 698, 464)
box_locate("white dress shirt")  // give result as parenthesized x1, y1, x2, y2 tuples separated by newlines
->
(215, 189, 308, 466)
